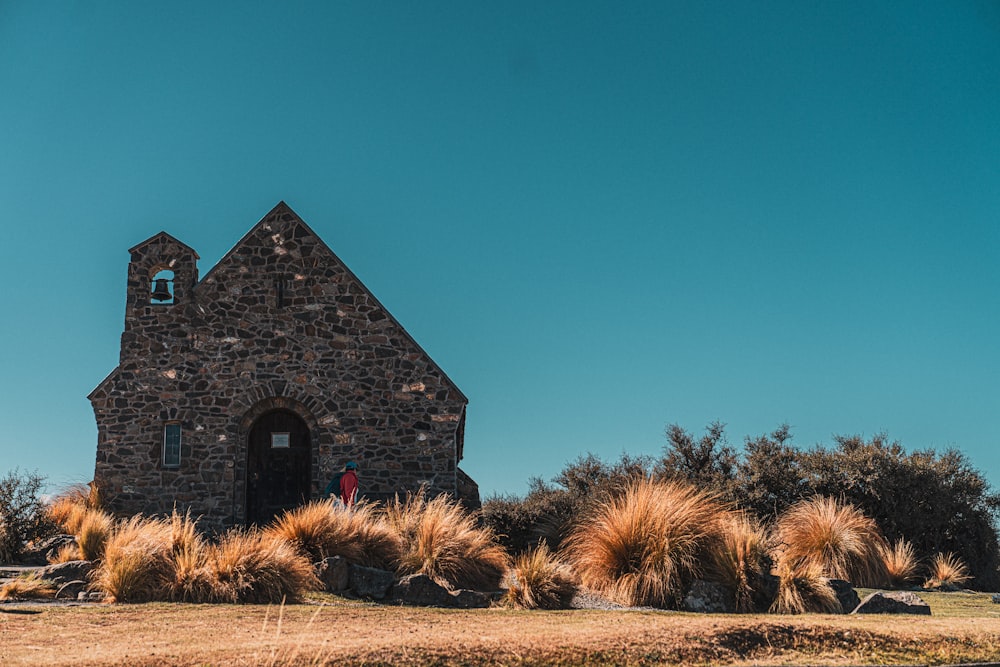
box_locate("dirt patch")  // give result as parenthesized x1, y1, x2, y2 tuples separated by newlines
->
(2, 601, 1000, 666)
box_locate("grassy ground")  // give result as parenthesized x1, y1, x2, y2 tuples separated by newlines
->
(2, 591, 1000, 666)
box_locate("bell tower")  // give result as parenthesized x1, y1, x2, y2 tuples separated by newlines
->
(120, 232, 200, 362)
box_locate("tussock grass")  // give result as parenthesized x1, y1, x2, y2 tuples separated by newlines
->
(0, 572, 57, 600)
(199, 531, 318, 603)
(49, 542, 82, 563)
(502, 542, 578, 609)
(880, 538, 920, 588)
(386, 491, 509, 591)
(264, 499, 399, 569)
(925, 552, 971, 590)
(76, 509, 114, 561)
(91, 515, 173, 603)
(770, 561, 842, 614)
(563, 478, 725, 608)
(89, 511, 318, 604)
(710, 512, 770, 612)
(771, 496, 888, 587)
(48, 482, 103, 534)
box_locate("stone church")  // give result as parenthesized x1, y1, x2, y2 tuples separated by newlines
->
(89, 202, 476, 529)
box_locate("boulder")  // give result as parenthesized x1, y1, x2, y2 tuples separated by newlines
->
(77, 591, 106, 602)
(348, 564, 396, 600)
(683, 580, 736, 614)
(315, 556, 350, 593)
(750, 572, 780, 612)
(991, 593, 1000, 604)
(852, 591, 931, 615)
(828, 579, 860, 614)
(19, 535, 77, 566)
(55, 580, 88, 600)
(40, 560, 93, 585)
(450, 589, 500, 609)
(388, 574, 451, 607)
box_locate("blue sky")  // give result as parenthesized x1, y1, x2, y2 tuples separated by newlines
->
(1, 1, 998, 498)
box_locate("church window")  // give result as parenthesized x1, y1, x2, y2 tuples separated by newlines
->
(163, 423, 181, 467)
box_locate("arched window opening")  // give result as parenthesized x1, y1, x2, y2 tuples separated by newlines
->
(151, 269, 175, 304)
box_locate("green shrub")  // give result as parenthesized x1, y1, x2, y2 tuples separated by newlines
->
(0, 469, 56, 563)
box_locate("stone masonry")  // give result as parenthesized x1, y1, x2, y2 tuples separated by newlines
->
(89, 202, 475, 530)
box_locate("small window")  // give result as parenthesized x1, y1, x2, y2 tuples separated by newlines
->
(163, 423, 181, 467)
(271, 432, 290, 448)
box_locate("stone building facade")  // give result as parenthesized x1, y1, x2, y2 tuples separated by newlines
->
(89, 202, 476, 529)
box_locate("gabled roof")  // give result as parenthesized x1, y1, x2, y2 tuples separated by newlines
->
(128, 231, 200, 258)
(199, 201, 469, 404)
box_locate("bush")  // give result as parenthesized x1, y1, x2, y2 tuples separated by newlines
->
(264, 499, 399, 569)
(0, 572, 57, 600)
(735, 431, 1000, 590)
(708, 512, 771, 612)
(199, 531, 318, 604)
(76, 509, 114, 561)
(771, 496, 888, 588)
(880, 538, 919, 588)
(564, 478, 724, 608)
(386, 491, 509, 590)
(0, 469, 56, 563)
(925, 552, 971, 590)
(91, 515, 174, 603)
(770, 561, 841, 614)
(482, 453, 652, 555)
(90, 511, 318, 604)
(502, 542, 578, 609)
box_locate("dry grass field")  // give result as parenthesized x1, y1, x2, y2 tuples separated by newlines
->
(3, 591, 1000, 666)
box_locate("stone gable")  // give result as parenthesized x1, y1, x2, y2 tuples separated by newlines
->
(90, 202, 475, 529)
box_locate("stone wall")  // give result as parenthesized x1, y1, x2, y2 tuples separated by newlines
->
(90, 203, 470, 530)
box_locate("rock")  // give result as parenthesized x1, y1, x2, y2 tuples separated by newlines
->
(40, 560, 93, 585)
(315, 556, 350, 593)
(348, 564, 396, 600)
(388, 574, 451, 607)
(828, 579, 860, 614)
(19, 535, 77, 566)
(450, 589, 500, 609)
(55, 580, 88, 600)
(852, 591, 931, 615)
(77, 591, 106, 602)
(683, 580, 736, 614)
(750, 572, 780, 612)
(991, 593, 1000, 604)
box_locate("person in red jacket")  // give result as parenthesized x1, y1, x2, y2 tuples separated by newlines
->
(340, 461, 359, 508)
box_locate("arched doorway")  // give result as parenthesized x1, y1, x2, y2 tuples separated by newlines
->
(246, 409, 311, 525)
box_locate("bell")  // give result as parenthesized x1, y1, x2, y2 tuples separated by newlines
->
(151, 278, 173, 302)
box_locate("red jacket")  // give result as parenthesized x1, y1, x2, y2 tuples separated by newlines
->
(340, 470, 359, 507)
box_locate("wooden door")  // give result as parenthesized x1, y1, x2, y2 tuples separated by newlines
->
(246, 409, 311, 525)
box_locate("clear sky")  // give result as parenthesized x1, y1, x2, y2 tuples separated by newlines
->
(1, 1, 997, 499)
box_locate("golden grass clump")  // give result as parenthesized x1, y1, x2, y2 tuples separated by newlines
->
(880, 538, 920, 588)
(0, 572, 57, 600)
(770, 560, 842, 614)
(925, 552, 971, 590)
(264, 499, 399, 569)
(563, 478, 725, 608)
(76, 509, 114, 561)
(709, 512, 770, 612)
(48, 482, 103, 534)
(386, 491, 510, 591)
(91, 515, 174, 603)
(502, 542, 578, 610)
(199, 531, 318, 603)
(49, 543, 82, 563)
(771, 496, 888, 587)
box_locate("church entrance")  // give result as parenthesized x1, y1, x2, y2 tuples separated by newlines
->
(245, 409, 311, 526)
